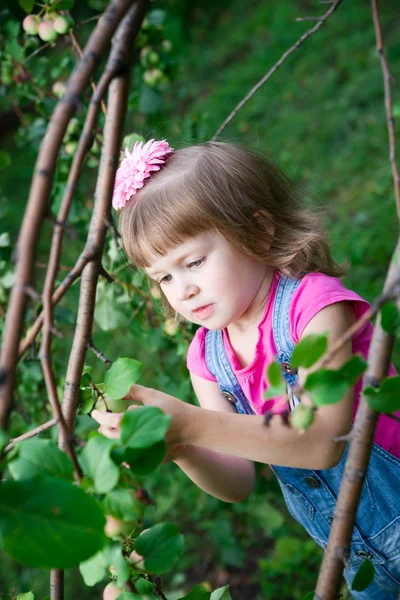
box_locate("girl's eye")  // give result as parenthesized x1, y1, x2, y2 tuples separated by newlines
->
(188, 258, 204, 269)
(159, 274, 172, 284)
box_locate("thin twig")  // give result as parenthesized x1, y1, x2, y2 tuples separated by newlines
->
(3, 418, 58, 454)
(78, 15, 101, 27)
(24, 42, 51, 63)
(86, 340, 112, 364)
(371, 0, 400, 219)
(212, 0, 343, 140)
(69, 31, 107, 116)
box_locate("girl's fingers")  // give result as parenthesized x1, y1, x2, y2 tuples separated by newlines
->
(91, 409, 122, 427)
(123, 384, 150, 402)
(98, 425, 121, 439)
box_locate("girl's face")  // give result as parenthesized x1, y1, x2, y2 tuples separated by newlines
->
(145, 231, 272, 332)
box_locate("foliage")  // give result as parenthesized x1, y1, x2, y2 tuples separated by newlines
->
(0, 0, 400, 598)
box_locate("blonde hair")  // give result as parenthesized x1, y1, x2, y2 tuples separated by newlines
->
(118, 139, 345, 272)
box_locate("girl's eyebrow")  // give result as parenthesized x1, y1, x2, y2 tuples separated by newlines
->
(147, 249, 200, 277)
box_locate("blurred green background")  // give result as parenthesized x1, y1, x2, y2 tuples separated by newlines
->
(1, 0, 399, 598)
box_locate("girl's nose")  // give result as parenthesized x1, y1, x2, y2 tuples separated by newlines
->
(178, 281, 199, 302)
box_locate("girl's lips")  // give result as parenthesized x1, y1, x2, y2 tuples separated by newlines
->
(192, 304, 214, 319)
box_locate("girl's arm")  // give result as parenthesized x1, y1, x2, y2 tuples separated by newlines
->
(171, 373, 256, 503)
(95, 302, 356, 471)
(183, 302, 356, 470)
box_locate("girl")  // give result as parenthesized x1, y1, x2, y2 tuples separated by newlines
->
(92, 140, 400, 599)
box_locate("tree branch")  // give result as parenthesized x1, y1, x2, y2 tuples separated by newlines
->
(0, 0, 139, 432)
(371, 0, 400, 219)
(314, 0, 400, 591)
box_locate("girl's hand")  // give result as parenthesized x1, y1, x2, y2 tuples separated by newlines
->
(91, 384, 192, 451)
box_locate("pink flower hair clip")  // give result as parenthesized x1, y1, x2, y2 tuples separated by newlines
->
(112, 138, 174, 210)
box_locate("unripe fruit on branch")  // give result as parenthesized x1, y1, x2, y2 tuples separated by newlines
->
(23, 15, 39, 35)
(52, 81, 66, 98)
(104, 515, 136, 539)
(128, 549, 145, 570)
(64, 141, 78, 156)
(161, 39, 172, 52)
(38, 21, 58, 42)
(103, 582, 124, 600)
(289, 404, 315, 433)
(54, 15, 74, 35)
(143, 68, 163, 87)
(66, 117, 80, 137)
(164, 318, 179, 336)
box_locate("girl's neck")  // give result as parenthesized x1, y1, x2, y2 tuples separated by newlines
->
(227, 267, 274, 337)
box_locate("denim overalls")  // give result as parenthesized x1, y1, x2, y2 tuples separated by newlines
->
(205, 275, 400, 599)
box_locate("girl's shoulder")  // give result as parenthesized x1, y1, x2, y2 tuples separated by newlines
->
(289, 272, 370, 343)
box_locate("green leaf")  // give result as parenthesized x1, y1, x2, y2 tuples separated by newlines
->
(364, 376, 400, 414)
(147, 9, 166, 26)
(178, 585, 211, 600)
(338, 355, 367, 384)
(0, 232, 10, 247)
(0, 151, 11, 170)
(302, 593, 314, 600)
(8, 439, 74, 482)
(351, 559, 375, 592)
(135, 522, 184, 574)
(264, 378, 286, 400)
(267, 362, 282, 387)
(79, 549, 107, 586)
(0, 477, 106, 568)
(102, 488, 144, 522)
(106, 545, 130, 587)
(0, 428, 7, 453)
(19, 0, 34, 12)
(124, 440, 166, 475)
(104, 358, 143, 400)
(305, 369, 348, 406)
(380, 301, 400, 335)
(4, 21, 20, 39)
(48, 0, 75, 10)
(80, 436, 120, 493)
(17, 593, 34, 600)
(291, 333, 328, 369)
(123, 133, 146, 151)
(95, 282, 127, 331)
(5, 39, 25, 62)
(210, 586, 232, 600)
(304, 356, 367, 406)
(121, 407, 171, 449)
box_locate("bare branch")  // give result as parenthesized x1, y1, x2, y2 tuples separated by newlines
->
(212, 0, 343, 140)
(86, 339, 112, 364)
(371, 0, 400, 218)
(59, 0, 151, 441)
(3, 417, 58, 454)
(315, 245, 400, 594)
(68, 30, 107, 116)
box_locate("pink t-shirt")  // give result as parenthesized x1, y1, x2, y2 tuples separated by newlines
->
(187, 271, 400, 459)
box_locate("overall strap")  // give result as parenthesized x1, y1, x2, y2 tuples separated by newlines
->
(204, 273, 302, 415)
(205, 329, 255, 414)
(272, 274, 302, 411)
